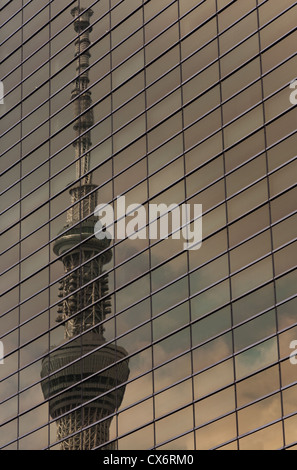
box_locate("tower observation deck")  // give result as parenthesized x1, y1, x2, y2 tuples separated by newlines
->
(40, 6, 129, 450)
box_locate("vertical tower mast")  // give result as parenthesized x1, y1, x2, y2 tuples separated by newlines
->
(67, 7, 97, 227)
(71, 6, 93, 186)
(41, 6, 129, 450)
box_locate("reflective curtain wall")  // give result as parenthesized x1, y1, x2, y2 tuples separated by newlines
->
(1, 0, 297, 450)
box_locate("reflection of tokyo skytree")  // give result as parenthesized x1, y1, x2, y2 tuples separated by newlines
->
(40, 7, 129, 450)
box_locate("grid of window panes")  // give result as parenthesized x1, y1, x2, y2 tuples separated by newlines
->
(1, 0, 297, 450)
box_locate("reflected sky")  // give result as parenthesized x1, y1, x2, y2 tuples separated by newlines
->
(1, 0, 297, 450)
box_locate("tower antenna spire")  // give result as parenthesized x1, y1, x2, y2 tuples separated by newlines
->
(66, 7, 97, 226)
(71, 6, 94, 185)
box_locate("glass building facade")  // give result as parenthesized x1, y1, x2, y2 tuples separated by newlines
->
(1, 0, 297, 450)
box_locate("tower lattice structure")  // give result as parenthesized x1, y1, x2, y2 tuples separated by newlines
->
(41, 6, 129, 450)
